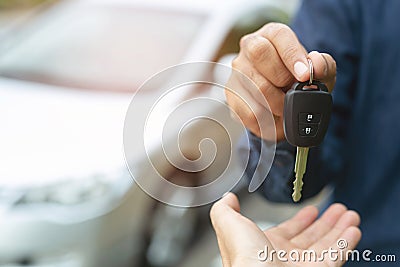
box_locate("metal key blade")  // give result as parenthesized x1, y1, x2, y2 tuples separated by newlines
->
(292, 146, 309, 202)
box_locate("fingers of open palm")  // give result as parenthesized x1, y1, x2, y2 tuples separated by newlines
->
(290, 204, 348, 249)
(327, 227, 362, 267)
(309, 210, 360, 252)
(266, 205, 319, 240)
(308, 51, 337, 91)
(232, 55, 285, 117)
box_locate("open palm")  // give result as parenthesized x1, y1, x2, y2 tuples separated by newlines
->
(210, 193, 361, 267)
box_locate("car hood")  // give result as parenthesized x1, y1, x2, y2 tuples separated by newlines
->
(0, 78, 132, 189)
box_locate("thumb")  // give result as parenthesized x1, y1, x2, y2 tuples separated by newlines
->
(210, 193, 242, 236)
(210, 192, 242, 267)
(218, 192, 241, 212)
(210, 193, 273, 266)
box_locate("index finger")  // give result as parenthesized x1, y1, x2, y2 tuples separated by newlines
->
(266, 205, 319, 240)
(258, 23, 309, 82)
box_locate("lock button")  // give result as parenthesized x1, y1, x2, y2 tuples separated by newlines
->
(299, 113, 321, 123)
(299, 123, 318, 137)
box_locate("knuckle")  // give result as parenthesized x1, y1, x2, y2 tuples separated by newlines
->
(239, 34, 252, 49)
(257, 79, 272, 96)
(245, 68, 257, 83)
(248, 41, 265, 62)
(281, 44, 298, 62)
(231, 56, 241, 70)
(263, 22, 291, 38)
(261, 22, 286, 32)
(257, 79, 275, 98)
(243, 35, 267, 62)
(272, 71, 293, 87)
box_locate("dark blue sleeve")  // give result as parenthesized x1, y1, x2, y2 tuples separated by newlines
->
(242, 0, 360, 202)
(239, 132, 327, 202)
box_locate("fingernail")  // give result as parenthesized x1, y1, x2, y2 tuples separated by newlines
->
(222, 192, 230, 198)
(294, 61, 308, 79)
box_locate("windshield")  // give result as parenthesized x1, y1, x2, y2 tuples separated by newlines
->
(0, 5, 205, 91)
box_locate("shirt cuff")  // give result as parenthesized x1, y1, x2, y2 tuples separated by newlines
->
(238, 130, 297, 202)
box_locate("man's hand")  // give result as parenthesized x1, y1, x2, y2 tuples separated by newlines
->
(225, 23, 336, 140)
(210, 193, 361, 267)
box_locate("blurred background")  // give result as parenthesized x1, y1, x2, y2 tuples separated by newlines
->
(0, 0, 330, 266)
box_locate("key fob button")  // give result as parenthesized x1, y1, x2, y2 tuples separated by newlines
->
(299, 123, 318, 137)
(299, 113, 321, 123)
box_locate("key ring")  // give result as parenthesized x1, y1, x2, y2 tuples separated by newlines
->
(308, 58, 313, 85)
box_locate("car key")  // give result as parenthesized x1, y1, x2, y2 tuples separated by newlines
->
(283, 60, 332, 202)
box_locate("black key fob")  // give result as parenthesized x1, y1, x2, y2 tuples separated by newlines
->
(283, 81, 333, 147)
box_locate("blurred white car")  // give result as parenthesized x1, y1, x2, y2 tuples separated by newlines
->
(0, 0, 297, 266)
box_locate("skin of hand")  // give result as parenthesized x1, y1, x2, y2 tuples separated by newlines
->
(225, 23, 336, 140)
(210, 193, 362, 267)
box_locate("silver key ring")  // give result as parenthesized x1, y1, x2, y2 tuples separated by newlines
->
(308, 58, 314, 85)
